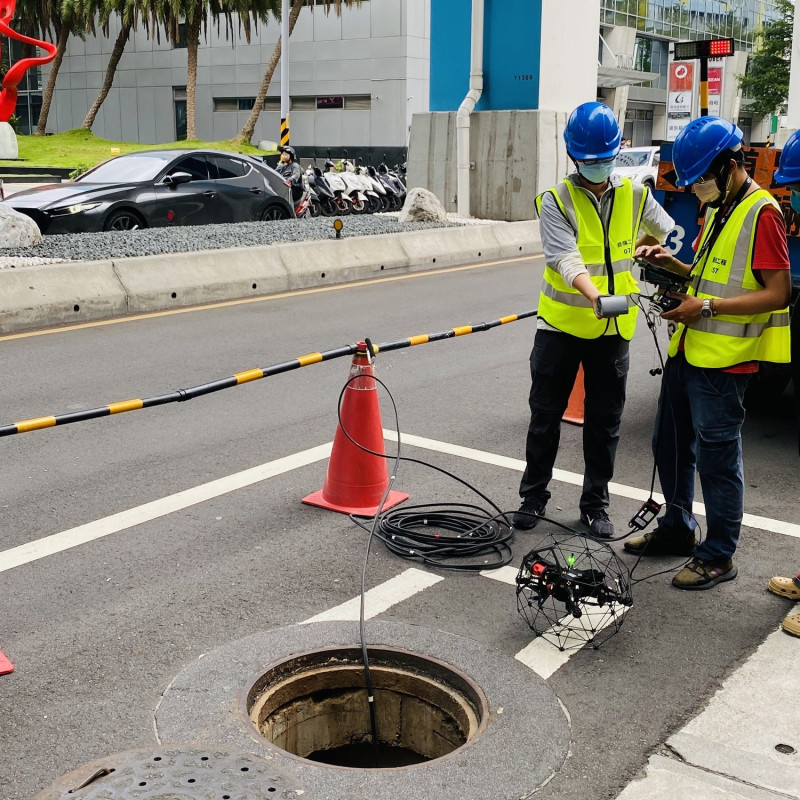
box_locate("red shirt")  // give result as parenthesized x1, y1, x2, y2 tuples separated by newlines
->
(685, 203, 790, 373)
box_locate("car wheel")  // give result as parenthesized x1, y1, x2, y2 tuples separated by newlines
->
(260, 204, 291, 221)
(103, 209, 145, 232)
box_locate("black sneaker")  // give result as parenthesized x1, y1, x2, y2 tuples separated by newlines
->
(513, 501, 546, 530)
(624, 528, 697, 556)
(580, 509, 614, 539)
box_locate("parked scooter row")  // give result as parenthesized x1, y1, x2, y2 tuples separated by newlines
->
(305, 154, 407, 217)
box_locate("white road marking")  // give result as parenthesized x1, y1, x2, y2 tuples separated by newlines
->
(0, 443, 332, 573)
(384, 430, 800, 540)
(301, 568, 443, 623)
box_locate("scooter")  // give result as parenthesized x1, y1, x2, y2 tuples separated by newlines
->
(306, 164, 338, 217)
(322, 159, 354, 215)
(333, 154, 370, 214)
(367, 164, 397, 211)
(356, 160, 387, 214)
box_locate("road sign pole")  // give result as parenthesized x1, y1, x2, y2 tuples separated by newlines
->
(280, 0, 290, 147)
(699, 57, 709, 117)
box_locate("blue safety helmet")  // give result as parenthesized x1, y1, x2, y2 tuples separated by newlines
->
(672, 116, 743, 186)
(774, 130, 800, 185)
(563, 102, 622, 161)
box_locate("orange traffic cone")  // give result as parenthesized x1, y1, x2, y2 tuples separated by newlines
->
(303, 343, 408, 515)
(0, 649, 14, 676)
(562, 365, 585, 426)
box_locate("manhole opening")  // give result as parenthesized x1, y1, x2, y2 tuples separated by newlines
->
(243, 646, 488, 770)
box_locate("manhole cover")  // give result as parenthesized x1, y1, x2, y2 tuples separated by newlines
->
(32, 747, 306, 800)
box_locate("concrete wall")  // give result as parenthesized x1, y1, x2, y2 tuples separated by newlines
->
(538, 0, 600, 112)
(46, 0, 429, 152)
(407, 109, 569, 221)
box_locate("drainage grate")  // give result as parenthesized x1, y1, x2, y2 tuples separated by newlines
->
(33, 747, 306, 800)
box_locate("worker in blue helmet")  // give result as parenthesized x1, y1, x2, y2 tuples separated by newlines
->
(513, 101, 674, 539)
(765, 129, 800, 635)
(628, 116, 791, 590)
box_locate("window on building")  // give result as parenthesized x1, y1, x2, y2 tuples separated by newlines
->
(174, 87, 187, 141)
(173, 21, 187, 49)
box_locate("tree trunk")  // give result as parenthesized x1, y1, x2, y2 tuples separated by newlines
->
(185, 12, 203, 141)
(36, 21, 70, 136)
(234, 0, 304, 144)
(82, 19, 133, 131)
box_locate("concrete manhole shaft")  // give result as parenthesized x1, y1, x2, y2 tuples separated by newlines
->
(244, 646, 488, 768)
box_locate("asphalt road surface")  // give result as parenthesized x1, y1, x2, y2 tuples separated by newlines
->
(1, 254, 798, 799)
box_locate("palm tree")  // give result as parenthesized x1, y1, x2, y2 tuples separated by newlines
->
(150, 0, 275, 140)
(35, 1, 93, 135)
(65, 0, 147, 131)
(234, 0, 361, 145)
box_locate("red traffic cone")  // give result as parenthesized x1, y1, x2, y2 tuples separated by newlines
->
(0, 649, 14, 676)
(303, 343, 408, 515)
(562, 365, 585, 426)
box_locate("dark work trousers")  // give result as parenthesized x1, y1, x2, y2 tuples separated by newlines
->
(519, 329, 630, 514)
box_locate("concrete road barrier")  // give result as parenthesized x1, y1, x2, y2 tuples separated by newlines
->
(0, 260, 128, 332)
(0, 220, 542, 334)
(279, 231, 410, 290)
(114, 247, 290, 313)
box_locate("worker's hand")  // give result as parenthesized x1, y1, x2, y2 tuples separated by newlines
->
(591, 296, 603, 320)
(660, 293, 703, 324)
(634, 244, 673, 266)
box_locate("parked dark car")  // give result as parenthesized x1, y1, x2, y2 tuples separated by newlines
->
(3, 149, 295, 234)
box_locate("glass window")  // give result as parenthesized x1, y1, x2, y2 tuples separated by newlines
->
(210, 156, 249, 179)
(168, 156, 209, 181)
(77, 153, 176, 183)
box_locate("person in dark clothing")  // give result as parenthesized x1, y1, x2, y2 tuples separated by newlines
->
(277, 146, 303, 201)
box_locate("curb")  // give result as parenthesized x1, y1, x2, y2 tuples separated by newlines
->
(0, 220, 541, 334)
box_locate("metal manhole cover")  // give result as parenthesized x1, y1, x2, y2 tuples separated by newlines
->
(32, 747, 306, 800)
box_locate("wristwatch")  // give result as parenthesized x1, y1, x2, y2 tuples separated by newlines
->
(700, 299, 714, 319)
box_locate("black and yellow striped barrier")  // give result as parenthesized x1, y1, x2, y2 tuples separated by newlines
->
(0, 310, 537, 437)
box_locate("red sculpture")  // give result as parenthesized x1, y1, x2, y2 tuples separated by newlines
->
(0, 0, 57, 123)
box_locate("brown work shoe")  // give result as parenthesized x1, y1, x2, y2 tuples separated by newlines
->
(782, 613, 800, 638)
(624, 527, 696, 557)
(767, 574, 800, 600)
(672, 557, 737, 590)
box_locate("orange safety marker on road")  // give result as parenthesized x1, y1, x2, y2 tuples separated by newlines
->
(562, 365, 585, 426)
(303, 342, 408, 516)
(0, 649, 14, 675)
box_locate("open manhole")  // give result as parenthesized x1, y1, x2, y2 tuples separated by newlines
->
(243, 645, 489, 769)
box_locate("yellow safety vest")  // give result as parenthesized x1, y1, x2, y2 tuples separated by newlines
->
(535, 178, 646, 340)
(667, 189, 790, 367)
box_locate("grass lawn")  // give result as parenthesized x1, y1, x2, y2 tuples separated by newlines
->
(0, 129, 277, 172)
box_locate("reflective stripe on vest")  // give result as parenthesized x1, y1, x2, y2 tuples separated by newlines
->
(667, 189, 791, 366)
(535, 178, 644, 340)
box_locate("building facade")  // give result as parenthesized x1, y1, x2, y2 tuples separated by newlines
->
(32, 0, 781, 154)
(41, 0, 429, 165)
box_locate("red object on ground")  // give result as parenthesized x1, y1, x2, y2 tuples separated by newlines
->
(562, 365, 585, 426)
(303, 343, 408, 515)
(0, 649, 14, 675)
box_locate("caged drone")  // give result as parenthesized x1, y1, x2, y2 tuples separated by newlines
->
(516, 532, 633, 651)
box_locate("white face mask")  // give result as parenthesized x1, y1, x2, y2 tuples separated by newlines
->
(693, 179, 721, 205)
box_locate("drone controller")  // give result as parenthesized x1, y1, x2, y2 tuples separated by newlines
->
(636, 259, 691, 313)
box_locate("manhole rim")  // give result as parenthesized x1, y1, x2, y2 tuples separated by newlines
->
(238, 643, 490, 771)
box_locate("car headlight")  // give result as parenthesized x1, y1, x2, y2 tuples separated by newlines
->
(51, 202, 102, 216)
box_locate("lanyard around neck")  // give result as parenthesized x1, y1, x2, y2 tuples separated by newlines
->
(691, 177, 752, 272)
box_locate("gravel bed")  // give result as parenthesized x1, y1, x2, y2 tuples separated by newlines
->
(0, 215, 471, 267)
